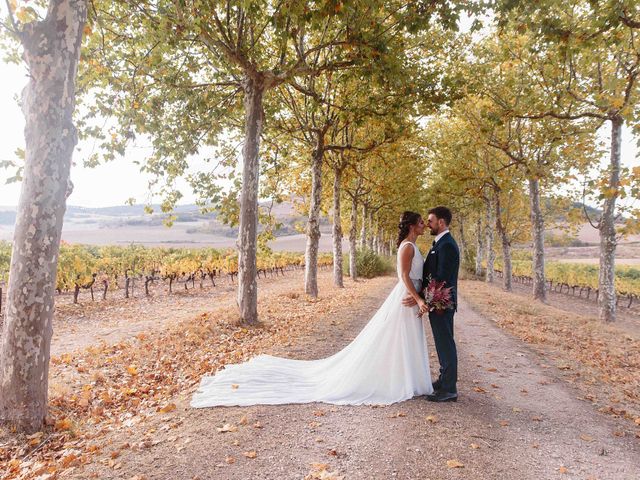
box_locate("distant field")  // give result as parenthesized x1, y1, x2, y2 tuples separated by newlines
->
(550, 223, 640, 244)
(555, 258, 640, 266)
(0, 223, 345, 252)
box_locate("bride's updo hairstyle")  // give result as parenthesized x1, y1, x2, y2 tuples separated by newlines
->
(396, 211, 422, 248)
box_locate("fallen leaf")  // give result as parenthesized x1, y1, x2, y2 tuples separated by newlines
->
(216, 423, 238, 433)
(60, 453, 78, 468)
(580, 434, 594, 442)
(243, 450, 257, 459)
(558, 466, 568, 474)
(239, 415, 248, 425)
(225, 456, 236, 464)
(55, 418, 73, 431)
(425, 415, 438, 423)
(499, 420, 510, 427)
(158, 403, 176, 414)
(446, 459, 464, 468)
(470, 443, 480, 449)
(231, 384, 239, 390)
(126, 365, 138, 376)
(473, 386, 487, 393)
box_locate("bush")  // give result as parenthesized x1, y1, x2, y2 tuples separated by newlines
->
(344, 249, 393, 279)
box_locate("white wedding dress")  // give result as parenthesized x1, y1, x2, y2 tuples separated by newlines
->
(191, 241, 433, 407)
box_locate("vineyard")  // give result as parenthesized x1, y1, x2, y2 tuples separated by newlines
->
(0, 241, 333, 311)
(494, 260, 640, 309)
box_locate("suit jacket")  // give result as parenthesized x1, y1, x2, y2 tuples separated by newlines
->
(422, 232, 460, 307)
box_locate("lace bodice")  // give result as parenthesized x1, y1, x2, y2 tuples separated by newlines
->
(397, 241, 423, 281)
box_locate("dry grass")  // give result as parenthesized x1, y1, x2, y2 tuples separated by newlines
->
(461, 279, 640, 428)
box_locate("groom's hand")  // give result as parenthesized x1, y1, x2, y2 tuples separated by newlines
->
(402, 295, 417, 307)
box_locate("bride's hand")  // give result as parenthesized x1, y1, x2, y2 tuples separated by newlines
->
(402, 295, 417, 307)
(417, 298, 427, 313)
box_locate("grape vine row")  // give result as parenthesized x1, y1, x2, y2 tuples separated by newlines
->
(0, 241, 334, 309)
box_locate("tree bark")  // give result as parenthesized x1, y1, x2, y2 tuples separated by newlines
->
(237, 75, 265, 324)
(528, 177, 547, 302)
(457, 214, 468, 270)
(349, 195, 358, 280)
(494, 193, 512, 291)
(485, 198, 496, 283)
(304, 131, 324, 297)
(0, 0, 87, 433)
(475, 217, 484, 277)
(366, 209, 375, 251)
(332, 166, 344, 288)
(359, 204, 368, 250)
(372, 221, 379, 254)
(598, 116, 622, 323)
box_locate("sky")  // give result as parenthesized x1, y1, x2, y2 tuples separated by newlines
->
(0, 13, 638, 209)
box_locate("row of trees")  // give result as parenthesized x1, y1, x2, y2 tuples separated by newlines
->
(1, 0, 639, 432)
(423, 1, 640, 324)
(0, 0, 475, 431)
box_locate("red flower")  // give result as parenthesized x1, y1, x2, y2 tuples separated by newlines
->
(422, 277, 454, 313)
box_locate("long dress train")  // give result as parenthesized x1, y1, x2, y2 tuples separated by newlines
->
(191, 241, 432, 407)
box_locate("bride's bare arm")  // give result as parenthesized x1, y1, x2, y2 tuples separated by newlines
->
(399, 245, 426, 311)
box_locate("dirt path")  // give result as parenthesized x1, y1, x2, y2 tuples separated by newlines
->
(66, 277, 640, 480)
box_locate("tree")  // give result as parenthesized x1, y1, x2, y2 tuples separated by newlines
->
(0, 0, 88, 432)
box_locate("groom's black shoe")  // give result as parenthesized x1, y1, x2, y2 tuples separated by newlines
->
(427, 391, 458, 402)
(432, 380, 442, 391)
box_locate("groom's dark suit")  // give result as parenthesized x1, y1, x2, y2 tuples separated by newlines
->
(423, 231, 460, 394)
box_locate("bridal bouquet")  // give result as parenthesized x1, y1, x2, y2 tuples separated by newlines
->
(422, 277, 454, 315)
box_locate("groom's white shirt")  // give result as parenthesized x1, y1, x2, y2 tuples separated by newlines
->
(433, 229, 450, 246)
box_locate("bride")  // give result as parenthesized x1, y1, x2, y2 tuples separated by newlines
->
(191, 211, 433, 407)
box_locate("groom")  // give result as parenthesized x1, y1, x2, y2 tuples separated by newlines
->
(403, 206, 460, 402)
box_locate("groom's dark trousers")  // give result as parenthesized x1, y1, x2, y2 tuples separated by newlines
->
(428, 309, 457, 393)
(423, 232, 460, 394)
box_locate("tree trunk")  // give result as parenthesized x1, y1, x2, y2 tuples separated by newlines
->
(237, 75, 266, 324)
(457, 214, 468, 270)
(349, 195, 358, 280)
(494, 194, 512, 291)
(0, 0, 87, 433)
(475, 217, 485, 277)
(528, 177, 547, 302)
(332, 167, 344, 288)
(598, 116, 622, 323)
(359, 204, 368, 250)
(304, 132, 324, 298)
(366, 210, 374, 251)
(485, 198, 496, 283)
(372, 222, 379, 254)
